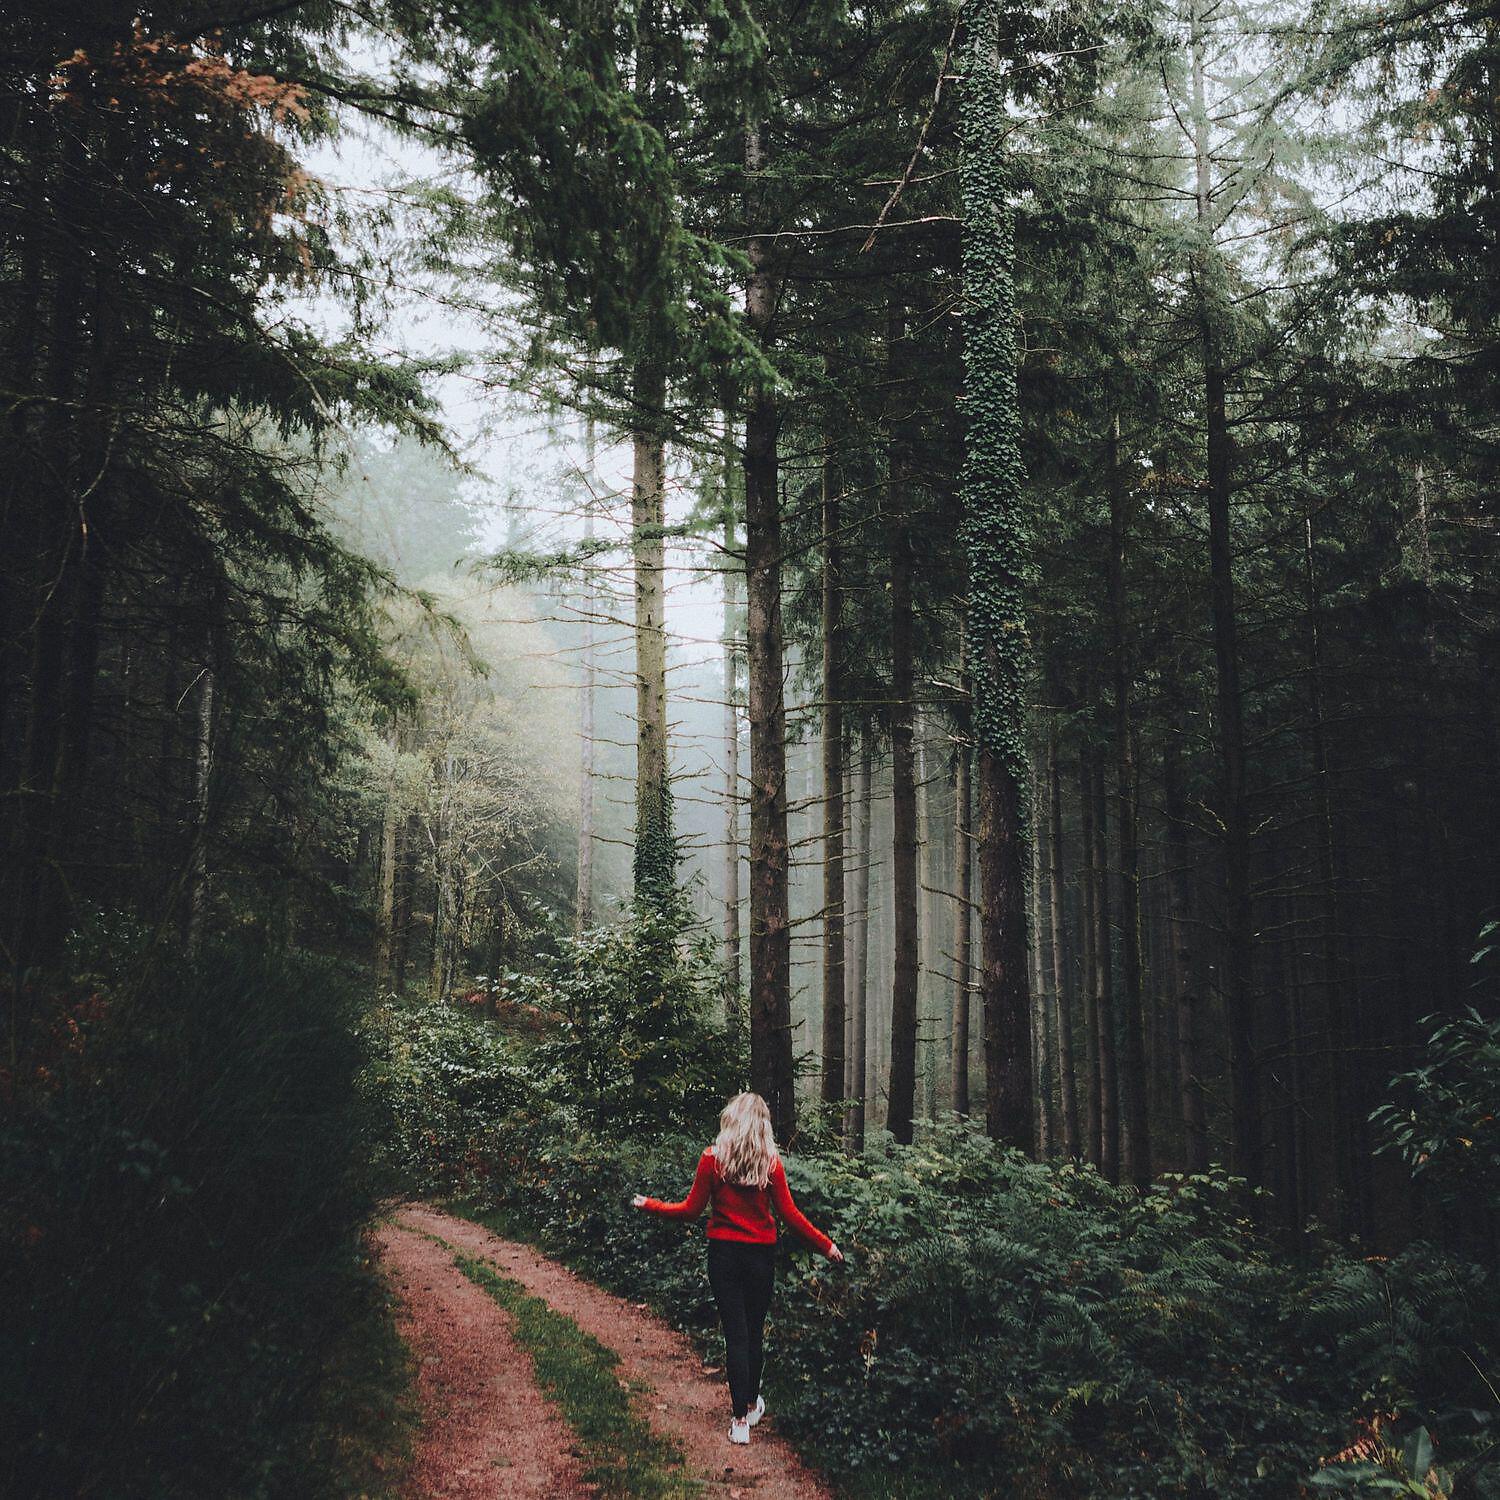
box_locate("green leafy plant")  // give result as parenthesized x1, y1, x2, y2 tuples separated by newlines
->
(522, 899, 746, 1132)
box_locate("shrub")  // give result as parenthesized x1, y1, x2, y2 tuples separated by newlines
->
(0, 943, 390, 1500)
(362, 990, 536, 1192)
(520, 899, 746, 1132)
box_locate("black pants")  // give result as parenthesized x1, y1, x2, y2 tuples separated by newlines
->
(707, 1239, 775, 1419)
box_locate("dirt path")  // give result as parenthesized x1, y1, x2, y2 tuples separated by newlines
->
(394, 1202, 834, 1500)
(373, 1218, 589, 1500)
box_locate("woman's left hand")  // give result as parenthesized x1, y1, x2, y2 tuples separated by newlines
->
(630, 1194, 648, 1209)
(827, 1242, 845, 1264)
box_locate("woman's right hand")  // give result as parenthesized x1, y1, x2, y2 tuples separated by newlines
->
(827, 1242, 845, 1264)
(630, 1194, 648, 1209)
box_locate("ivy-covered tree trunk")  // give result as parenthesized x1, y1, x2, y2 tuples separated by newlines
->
(630, 364, 676, 906)
(743, 117, 795, 1140)
(820, 444, 846, 1105)
(959, 0, 1033, 1150)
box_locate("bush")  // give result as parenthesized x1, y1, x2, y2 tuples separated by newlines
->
(0, 943, 391, 1500)
(522, 900, 747, 1132)
(363, 990, 536, 1193)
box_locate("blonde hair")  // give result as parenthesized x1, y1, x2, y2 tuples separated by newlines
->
(713, 1092, 778, 1188)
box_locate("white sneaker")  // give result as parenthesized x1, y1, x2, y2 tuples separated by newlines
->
(746, 1395, 765, 1427)
(729, 1417, 750, 1445)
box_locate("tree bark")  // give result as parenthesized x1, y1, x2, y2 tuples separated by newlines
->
(1163, 733, 1209, 1172)
(952, 730, 974, 1118)
(1302, 512, 1353, 1223)
(630, 362, 674, 903)
(1191, 0, 1260, 1186)
(886, 308, 920, 1144)
(918, 714, 938, 1121)
(1047, 722, 1080, 1156)
(743, 117, 795, 1140)
(577, 407, 598, 932)
(1031, 764, 1053, 1154)
(1107, 413, 1151, 1186)
(722, 424, 743, 1013)
(184, 663, 215, 957)
(846, 739, 874, 1150)
(1078, 750, 1102, 1167)
(977, 743, 1033, 1149)
(821, 444, 846, 1104)
(377, 723, 400, 987)
(1090, 741, 1120, 1181)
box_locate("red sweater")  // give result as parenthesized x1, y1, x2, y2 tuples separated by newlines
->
(640, 1148, 835, 1257)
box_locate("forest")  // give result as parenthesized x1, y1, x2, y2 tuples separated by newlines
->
(2, 0, 1498, 1496)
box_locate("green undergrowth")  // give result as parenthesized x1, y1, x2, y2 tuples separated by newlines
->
(438, 1234, 697, 1499)
(372, 976, 1500, 1499)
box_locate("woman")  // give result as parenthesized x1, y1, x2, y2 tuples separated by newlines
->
(631, 1091, 843, 1445)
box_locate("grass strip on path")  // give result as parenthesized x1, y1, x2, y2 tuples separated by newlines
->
(432, 1235, 700, 1499)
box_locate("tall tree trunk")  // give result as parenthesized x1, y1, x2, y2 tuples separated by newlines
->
(960, 0, 1034, 1149)
(886, 307, 920, 1145)
(846, 740, 874, 1150)
(8, 225, 90, 975)
(1107, 414, 1151, 1186)
(722, 423, 743, 1013)
(377, 723, 400, 987)
(1031, 763, 1053, 1154)
(977, 749, 1033, 1149)
(631, 364, 675, 904)
(394, 816, 416, 991)
(918, 714, 938, 1121)
(1302, 512, 1353, 1224)
(577, 408, 598, 932)
(184, 663, 215, 957)
(952, 730, 974, 1118)
(1078, 751, 1103, 1167)
(1164, 733, 1209, 1171)
(821, 444, 846, 1104)
(843, 758, 855, 1100)
(1090, 742, 1120, 1181)
(1191, 2, 1260, 1186)
(743, 117, 795, 1140)
(1048, 722, 1080, 1156)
